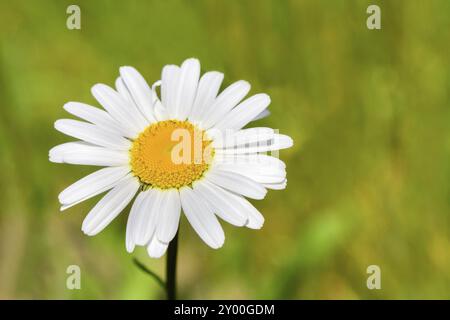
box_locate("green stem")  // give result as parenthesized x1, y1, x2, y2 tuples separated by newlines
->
(166, 231, 179, 300)
(133, 258, 166, 290)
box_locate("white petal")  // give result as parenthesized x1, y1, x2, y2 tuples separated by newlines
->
(126, 191, 148, 248)
(263, 179, 287, 190)
(252, 108, 270, 121)
(215, 153, 286, 169)
(157, 189, 181, 243)
(147, 236, 169, 258)
(174, 58, 200, 120)
(63, 102, 125, 136)
(236, 195, 265, 229)
(213, 162, 286, 184)
(202, 80, 250, 129)
(206, 167, 267, 200)
(161, 65, 180, 119)
(211, 127, 275, 148)
(153, 99, 168, 121)
(82, 175, 139, 236)
(49, 141, 90, 163)
(54, 119, 131, 150)
(49, 142, 129, 166)
(215, 134, 293, 154)
(119, 67, 156, 123)
(189, 71, 224, 124)
(193, 180, 247, 226)
(198, 180, 264, 229)
(91, 84, 147, 138)
(214, 94, 271, 131)
(125, 197, 137, 253)
(151, 80, 162, 98)
(133, 189, 163, 246)
(126, 189, 158, 249)
(150, 80, 168, 121)
(180, 186, 225, 249)
(115, 77, 134, 103)
(59, 166, 130, 207)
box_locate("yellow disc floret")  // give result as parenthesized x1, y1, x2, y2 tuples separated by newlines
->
(130, 120, 213, 189)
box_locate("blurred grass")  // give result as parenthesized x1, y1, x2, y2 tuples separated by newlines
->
(0, 0, 449, 299)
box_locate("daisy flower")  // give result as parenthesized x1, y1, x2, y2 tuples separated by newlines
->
(50, 58, 293, 258)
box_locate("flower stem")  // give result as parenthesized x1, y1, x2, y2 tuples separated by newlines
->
(166, 231, 178, 300)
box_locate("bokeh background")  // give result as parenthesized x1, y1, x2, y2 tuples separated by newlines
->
(0, 0, 449, 299)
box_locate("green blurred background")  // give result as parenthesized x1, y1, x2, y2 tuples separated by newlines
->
(0, 0, 449, 299)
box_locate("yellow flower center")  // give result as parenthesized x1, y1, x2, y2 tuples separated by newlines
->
(130, 120, 213, 189)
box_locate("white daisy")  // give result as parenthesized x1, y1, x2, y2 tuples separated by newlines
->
(50, 58, 293, 258)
